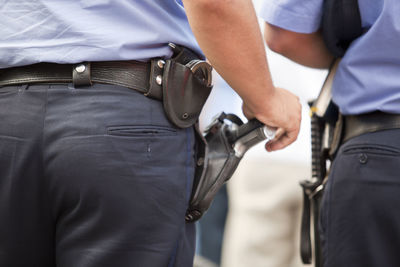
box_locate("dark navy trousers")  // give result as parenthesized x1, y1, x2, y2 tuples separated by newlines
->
(0, 83, 196, 267)
(320, 128, 400, 267)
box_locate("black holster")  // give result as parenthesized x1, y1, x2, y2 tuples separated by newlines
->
(161, 45, 213, 128)
(186, 113, 275, 222)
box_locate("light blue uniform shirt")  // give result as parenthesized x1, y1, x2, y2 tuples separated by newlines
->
(0, 0, 202, 68)
(259, 0, 400, 115)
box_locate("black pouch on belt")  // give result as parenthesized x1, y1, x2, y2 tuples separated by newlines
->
(161, 44, 213, 128)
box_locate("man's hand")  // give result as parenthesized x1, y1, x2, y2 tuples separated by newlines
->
(183, 0, 302, 151)
(243, 87, 302, 152)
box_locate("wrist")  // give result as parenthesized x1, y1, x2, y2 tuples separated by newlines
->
(244, 87, 277, 118)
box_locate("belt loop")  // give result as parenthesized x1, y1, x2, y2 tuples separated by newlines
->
(72, 62, 92, 87)
(329, 113, 344, 159)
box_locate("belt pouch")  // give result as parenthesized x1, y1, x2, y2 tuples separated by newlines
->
(162, 60, 213, 128)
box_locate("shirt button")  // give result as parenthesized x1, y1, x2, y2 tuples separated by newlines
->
(359, 153, 368, 164)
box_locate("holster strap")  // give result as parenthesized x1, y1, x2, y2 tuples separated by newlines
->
(0, 60, 165, 101)
(344, 111, 400, 142)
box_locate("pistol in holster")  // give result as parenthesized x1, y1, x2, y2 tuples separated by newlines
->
(164, 45, 276, 224)
(186, 113, 276, 222)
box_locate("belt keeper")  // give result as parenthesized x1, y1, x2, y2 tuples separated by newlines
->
(145, 59, 164, 100)
(72, 62, 92, 87)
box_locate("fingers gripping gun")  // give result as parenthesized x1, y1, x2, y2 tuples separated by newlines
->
(186, 112, 276, 222)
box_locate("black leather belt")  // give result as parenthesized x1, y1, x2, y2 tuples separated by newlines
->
(343, 111, 400, 142)
(0, 60, 166, 101)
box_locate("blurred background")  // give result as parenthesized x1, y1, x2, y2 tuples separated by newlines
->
(194, 1, 328, 266)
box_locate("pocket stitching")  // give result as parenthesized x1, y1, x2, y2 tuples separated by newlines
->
(343, 144, 400, 156)
(107, 125, 177, 137)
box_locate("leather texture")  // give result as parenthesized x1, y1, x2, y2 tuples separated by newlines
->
(0, 47, 211, 129)
(162, 60, 212, 128)
(343, 112, 400, 142)
(186, 114, 269, 222)
(72, 62, 92, 87)
(0, 61, 160, 99)
(186, 119, 241, 222)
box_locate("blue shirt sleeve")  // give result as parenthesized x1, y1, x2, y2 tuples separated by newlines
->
(258, 0, 324, 34)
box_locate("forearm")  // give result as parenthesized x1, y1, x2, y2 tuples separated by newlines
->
(264, 23, 334, 69)
(182, 0, 275, 115)
(183, 0, 302, 151)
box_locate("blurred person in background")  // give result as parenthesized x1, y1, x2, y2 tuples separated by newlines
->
(0, 1, 301, 267)
(261, 0, 400, 266)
